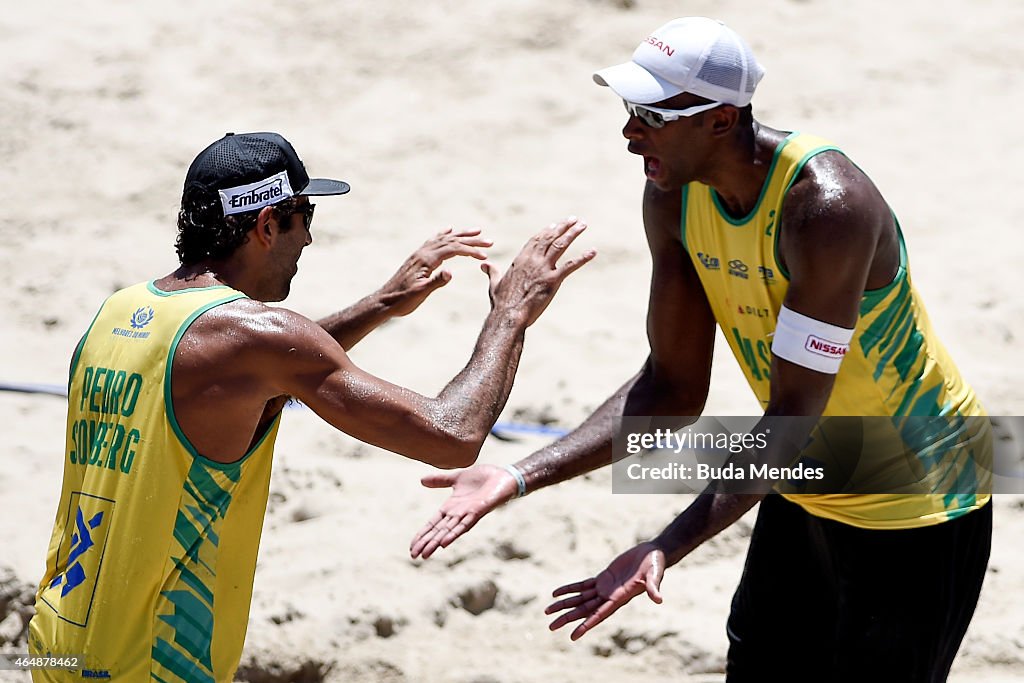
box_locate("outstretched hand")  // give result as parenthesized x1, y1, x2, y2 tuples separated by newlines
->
(483, 217, 596, 327)
(379, 228, 493, 317)
(545, 542, 666, 641)
(410, 464, 519, 559)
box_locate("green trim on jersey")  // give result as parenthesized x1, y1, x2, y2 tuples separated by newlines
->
(147, 281, 232, 297)
(160, 293, 279, 471)
(710, 132, 799, 226)
(858, 219, 908, 315)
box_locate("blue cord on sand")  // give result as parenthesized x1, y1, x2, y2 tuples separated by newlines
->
(0, 381, 569, 439)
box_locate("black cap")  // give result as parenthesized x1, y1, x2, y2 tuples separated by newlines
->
(183, 132, 350, 216)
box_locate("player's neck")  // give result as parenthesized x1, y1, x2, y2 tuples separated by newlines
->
(704, 121, 785, 218)
(159, 259, 245, 293)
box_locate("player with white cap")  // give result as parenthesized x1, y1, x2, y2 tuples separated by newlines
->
(413, 16, 993, 682)
(593, 17, 764, 107)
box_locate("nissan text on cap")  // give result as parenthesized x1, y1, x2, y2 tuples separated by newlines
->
(184, 132, 351, 217)
(593, 17, 765, 107)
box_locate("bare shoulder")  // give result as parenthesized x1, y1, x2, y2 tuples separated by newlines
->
(782, 150, 889, 242)
(779, 149, 900, 293)
(168, 299, 338, 460)
(172, 297, 346, 415)
(181, 298, 336, 365)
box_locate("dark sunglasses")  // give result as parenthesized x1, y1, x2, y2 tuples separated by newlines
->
(292, 203, 316, 231)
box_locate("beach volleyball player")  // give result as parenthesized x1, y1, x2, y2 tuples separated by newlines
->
(28, 132, 594, 681)
(412, 18, 992, 681)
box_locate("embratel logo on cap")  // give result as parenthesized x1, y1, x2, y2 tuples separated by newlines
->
(219, 171, 295, 216)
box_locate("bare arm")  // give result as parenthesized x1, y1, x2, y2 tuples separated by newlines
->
(172, 219, 592, 467)
(318, 228, 491, 350)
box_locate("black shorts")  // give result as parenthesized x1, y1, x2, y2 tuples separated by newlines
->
(726, 495, 992, 683)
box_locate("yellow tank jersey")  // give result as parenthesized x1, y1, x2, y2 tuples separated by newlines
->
(29, 281, 281, 682)
(681, 132, 990, 529)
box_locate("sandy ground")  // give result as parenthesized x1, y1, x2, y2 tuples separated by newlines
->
(1, 0, 1022, 680)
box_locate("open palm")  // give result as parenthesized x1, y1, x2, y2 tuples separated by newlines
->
(545, 542, 666, 640)
(409, 464, 518, 559)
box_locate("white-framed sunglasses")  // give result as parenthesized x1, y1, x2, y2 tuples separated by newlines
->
(623, 99, 723, 128)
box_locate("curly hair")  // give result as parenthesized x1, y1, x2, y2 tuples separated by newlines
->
(175, 186, 302, 265)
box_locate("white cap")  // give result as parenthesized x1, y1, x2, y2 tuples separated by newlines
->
(593, 17, 765, 106)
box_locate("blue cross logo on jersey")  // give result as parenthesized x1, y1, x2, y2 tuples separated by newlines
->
(49, 507, 105, 597)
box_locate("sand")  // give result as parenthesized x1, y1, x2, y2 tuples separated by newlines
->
(1, 0, 1022, 680)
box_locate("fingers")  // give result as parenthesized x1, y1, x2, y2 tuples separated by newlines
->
(420, 472, 459, 489)
(555, 249, 598, 278)
(545, 587, 598, 615)
(520, 217, 595, 276)
(411, 529, 443, 559)
(531, 216, 578, 244)
(420, 219, 590, 272)
(430, 227, 488, 242)
(545, 583, 625, 641)
(410, 516, 446, 558)
(423, 270, 452, 293)
(548, 600, 601, 632)
(529, 217, 583, 255)
(421, 218, 591, 279)
(410, 510, 446, 556)
(546, 553, 663, 641)
(569, 595, 628, 641)
(410, 511, 475, 559)
(429, 242, 491, 263)
(545, 579, 601, 632)
(551, 578, 595, 598)
(437, 512, 478, 549)
(421, 228, 492, 264)
(409, 496, 462, 558)
(436, 227, 480, 238)
(545, 218, 587, 255)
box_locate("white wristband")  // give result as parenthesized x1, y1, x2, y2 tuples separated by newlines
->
(770, 305, 854, 375)
(502, 463, 527, 498)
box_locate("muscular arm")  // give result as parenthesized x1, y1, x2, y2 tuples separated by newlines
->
(517, 182, 717, 491)
(173, 219, 593, 469)
(266, 305, 528, 468)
